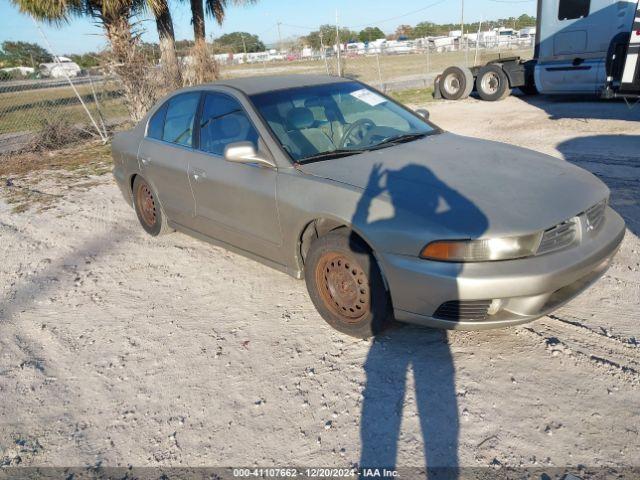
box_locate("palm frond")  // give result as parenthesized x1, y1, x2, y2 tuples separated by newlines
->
(204, 0, 255, 26)
(10, 0, 77, 23)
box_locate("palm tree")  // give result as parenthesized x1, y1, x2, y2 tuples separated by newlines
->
(186, 0, 256, 83)
(12, 0, 156, 120)
(148, 0, 181, 87)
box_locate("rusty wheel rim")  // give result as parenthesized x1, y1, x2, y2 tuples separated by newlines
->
(316, 252, 369, 323)
(137, 182, 157, 227)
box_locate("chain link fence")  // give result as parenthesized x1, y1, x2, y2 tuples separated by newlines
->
(0, 74, 128, 153)
(218, 37, 535, 92)
(0, 37, 534, 154)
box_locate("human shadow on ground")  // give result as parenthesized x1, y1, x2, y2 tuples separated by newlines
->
(351, 163, 488, 478)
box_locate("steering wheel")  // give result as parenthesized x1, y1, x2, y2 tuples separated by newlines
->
(340, 118, 376, 148)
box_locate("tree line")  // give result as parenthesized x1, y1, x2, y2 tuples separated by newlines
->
(303, 14, 536, 50)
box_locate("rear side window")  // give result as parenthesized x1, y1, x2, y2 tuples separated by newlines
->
(558, 0, 590, 20)
(198, 92, 259, 156)
(147, 103, 167, 140)
(161, 92, 200, 147)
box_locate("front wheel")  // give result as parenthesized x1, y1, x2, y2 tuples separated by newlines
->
(304, 230, 393, 338)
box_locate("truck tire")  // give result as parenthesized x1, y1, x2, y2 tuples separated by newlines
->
(476, 65, 511, 101)
(439, 66, 474, 100)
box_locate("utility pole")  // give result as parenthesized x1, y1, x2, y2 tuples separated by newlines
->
(335, 9, 342, 76)
(240, 33, 248, 56)
(460, 0, 465, 55)
(474, 17, 483, 66)
(277, 21, 282, 53)
(319, 30, 330, 75)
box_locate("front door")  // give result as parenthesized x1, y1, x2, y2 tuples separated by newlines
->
(138, 92, 201, 225)
(187, 91, 282, 254)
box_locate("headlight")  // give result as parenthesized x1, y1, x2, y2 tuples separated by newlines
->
(420, 232, 543, 262)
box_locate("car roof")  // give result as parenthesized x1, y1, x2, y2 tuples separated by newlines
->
(210, 74, 353, 95)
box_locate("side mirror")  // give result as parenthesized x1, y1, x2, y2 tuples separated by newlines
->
(415, 108, 430, 121)
(224, 142, 275, 169)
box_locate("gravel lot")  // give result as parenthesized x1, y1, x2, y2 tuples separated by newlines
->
(1, 93, 639, 473)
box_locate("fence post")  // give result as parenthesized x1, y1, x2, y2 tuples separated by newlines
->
(426, 43, 430, 76)
(375, 53, 383, 89)
(88, 76, 108, 135)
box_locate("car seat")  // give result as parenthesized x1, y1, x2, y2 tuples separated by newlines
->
(285, 107, 336, 158)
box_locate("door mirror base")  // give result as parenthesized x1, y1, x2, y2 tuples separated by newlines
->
(224, 142, 276, 169)
(415, 108, 430, 121)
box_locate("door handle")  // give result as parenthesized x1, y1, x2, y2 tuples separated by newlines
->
(191, 169, 206, 182)
(140, 156, 151, 165)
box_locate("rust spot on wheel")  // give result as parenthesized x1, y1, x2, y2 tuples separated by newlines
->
(316, 252, 369, 323)
(137, 181, 157, 228)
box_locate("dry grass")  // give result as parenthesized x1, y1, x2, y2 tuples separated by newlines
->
(0, 140, 112, 177)
(222, 48, 534, 84)
(390, 87, 435, 106)
(1, 140, 113, 213)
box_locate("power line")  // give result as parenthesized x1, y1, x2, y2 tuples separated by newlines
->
(278, 23, 318, 31)
(347, 0, 448, 29)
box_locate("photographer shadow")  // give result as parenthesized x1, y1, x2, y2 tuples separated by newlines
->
(353, 163, 488, 478)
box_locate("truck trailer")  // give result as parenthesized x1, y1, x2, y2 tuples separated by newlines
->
(435, 0, 640, 101)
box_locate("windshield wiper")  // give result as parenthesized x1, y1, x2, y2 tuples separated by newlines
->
(370, 132, 428, 149)
(298, 149, 367, 164)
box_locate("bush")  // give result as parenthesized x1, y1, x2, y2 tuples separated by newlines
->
(26, 117, 92, 152)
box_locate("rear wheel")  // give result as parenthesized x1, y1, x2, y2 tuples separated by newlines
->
(304, 230, 393, 338)
(476, 64, 511, 101)
(133, 176, 172, 236)
(439, 66, 474, 100)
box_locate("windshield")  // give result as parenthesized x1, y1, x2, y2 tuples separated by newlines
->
(249, 81, 436, 163)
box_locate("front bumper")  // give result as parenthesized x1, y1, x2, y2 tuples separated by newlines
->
(380, 207, 626, 330)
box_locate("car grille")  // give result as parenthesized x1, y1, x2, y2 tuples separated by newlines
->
(536, 200, 607, 256)
(537, 218, 578, 255)
(585, 200, 606, 232)
(433, 300, 491, 322)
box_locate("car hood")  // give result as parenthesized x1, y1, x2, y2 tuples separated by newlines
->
(297, 132, 609, 238)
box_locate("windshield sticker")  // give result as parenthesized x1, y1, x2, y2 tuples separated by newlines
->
(350, 88, 386, 106)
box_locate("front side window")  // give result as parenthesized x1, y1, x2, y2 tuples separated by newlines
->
(161, 92, 200, 147)
(199, 93, 259, 156)
(250, 81, 435, 163)
(558, 0, 590, 20)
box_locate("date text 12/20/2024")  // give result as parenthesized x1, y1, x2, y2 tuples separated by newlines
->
(232, 468, 398, 478)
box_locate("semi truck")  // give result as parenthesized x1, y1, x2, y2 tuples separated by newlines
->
(435, 0, 640, 101)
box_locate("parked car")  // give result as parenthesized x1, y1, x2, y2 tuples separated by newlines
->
(112, 74, 625, 338)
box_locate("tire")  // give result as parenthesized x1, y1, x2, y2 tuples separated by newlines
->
(132, 175, 172, 236)
(476, 64, 511, 101)
(304, 230, 393, 339)
(439, 66, 474, 100)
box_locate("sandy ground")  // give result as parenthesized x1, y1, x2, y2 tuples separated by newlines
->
(0, 93, 639, 473)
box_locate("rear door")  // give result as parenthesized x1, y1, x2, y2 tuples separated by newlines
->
(187, 90, 282, 255)
(138, 92, 201, 225)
